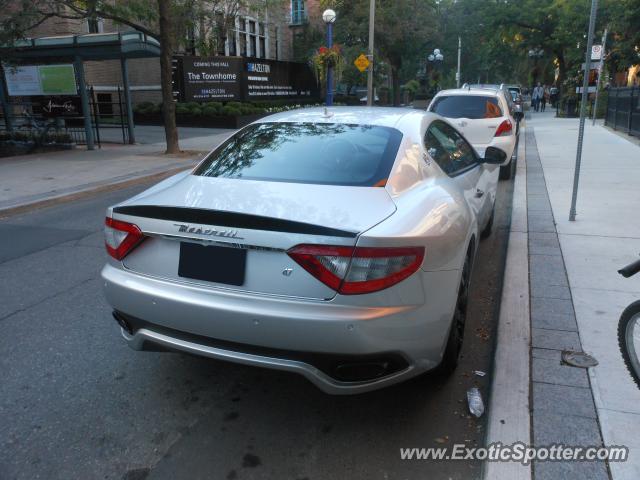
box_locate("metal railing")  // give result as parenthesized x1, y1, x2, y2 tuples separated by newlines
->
(0, 86, 131, 147)
(605, 87, 640, 137)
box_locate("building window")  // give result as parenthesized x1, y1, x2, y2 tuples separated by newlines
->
(290, 0, 307, 25)
(185, 25, 196, 55)
(86, 17, 104, 33)
(235, 17, 267, 58)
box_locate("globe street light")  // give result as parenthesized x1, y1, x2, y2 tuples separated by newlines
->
(323, 9, 337, 106)
(528, 48, 544, 86)
(528, 48, 544, 59)
(427, 48, 444, 93)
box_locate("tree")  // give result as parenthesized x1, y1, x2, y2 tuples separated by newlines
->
(606, 0, 640, 81)
(326, 0, 437, 105)
(157, 0, 179, 153)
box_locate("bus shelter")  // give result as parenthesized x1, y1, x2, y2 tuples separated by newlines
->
(0, 31, 160, 149)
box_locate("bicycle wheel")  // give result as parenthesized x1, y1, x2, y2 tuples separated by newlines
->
(618, 300, 640, 389)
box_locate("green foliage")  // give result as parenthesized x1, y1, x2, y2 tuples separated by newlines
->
(202, 106, 219, 117)
(221, 106, 242, 116)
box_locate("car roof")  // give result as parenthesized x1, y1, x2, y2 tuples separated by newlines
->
(434, 88, 502, 97)
(256, 106, 439, 130)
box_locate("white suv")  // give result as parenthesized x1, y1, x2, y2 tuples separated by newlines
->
(427, 86, 518, 180)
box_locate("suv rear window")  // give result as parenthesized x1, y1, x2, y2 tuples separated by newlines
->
(194, 122, 403, 187)
(430, 95, 503, 119)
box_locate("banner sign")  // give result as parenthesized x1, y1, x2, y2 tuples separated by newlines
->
(174, 56, 318, 102)
(4, 64, 77, 96)
(244, 58, 317, 99)
(181, 57, 243, 101)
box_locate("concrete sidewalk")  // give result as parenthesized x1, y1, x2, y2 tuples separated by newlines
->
(0, 127, 234, 215)
(528, 111, 640, 479)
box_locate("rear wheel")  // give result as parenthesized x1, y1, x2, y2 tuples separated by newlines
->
(436, 251, 471, 376)
(481, 203, 495, 239)
(618, 301, 640, 389)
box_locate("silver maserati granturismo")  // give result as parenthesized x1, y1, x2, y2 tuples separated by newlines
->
(101, 107, 505, 394)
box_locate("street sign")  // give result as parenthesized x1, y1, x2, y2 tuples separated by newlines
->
(354, 54, 370, 73)
(591, 44, 602, 61)
(581, 61, 600, 70)
(576, 86, 597, 94)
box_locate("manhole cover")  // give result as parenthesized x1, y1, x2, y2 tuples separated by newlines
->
(562, 350, 598, 368)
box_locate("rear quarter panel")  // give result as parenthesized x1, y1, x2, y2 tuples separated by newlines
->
(363, 178, 474, 273)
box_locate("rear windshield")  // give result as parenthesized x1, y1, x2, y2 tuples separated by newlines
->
(194, 122, 403, 187)
(430, 95, 503, 119)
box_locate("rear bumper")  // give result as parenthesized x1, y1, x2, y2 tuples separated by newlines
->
(101, 264, 460, 394)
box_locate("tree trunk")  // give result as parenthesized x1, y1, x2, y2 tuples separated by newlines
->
(157, 0, 180, 154)
(391, 66, 401, 106)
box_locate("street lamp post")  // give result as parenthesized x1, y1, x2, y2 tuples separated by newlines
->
(528, 48, 544, 85)
(322, 9, 337, 107)
(427, 48, 444, 93)
(456, 37, 461, 88)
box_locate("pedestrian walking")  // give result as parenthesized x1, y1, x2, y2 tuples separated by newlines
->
(532, 83, 544, 112)
(540, 85, 549, 112)
(550, 86, 559, 108)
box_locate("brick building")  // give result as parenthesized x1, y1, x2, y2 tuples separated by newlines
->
(21, 1, 323, 105)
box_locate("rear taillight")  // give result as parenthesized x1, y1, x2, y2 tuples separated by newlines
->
(287, 245, 425, 295)
(104, 217, 144, 260)
(494, 119, 513, 137)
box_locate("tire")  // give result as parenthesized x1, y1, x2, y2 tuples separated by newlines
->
(618, 300, 640, 389)
(499, 158, 514, 180)
(436, 251, 472, 376)
(481, 203, 495, 239)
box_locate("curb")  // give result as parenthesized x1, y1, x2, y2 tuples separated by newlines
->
(0, 165, 192, 219)
(483, 125, 532, 480)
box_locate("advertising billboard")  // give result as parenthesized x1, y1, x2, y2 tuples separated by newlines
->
(244, 58, 318, 99)
(175, 56, 318, 102)
(3, 64, 77, 96)
(180, 57, 243, 101)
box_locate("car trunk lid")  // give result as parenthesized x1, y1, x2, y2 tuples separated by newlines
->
(112, 175, 396, 300)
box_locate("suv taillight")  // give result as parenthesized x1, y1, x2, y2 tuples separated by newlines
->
(495, 119, 513, 137)
(287, 245, 425, 295)
(104, 217, 144, 260)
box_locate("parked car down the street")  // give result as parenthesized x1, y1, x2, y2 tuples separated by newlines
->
(101, 107, 504, 394)
(428, 86, 519, 180)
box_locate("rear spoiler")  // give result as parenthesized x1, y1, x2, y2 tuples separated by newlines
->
(113, 205, 358, 238)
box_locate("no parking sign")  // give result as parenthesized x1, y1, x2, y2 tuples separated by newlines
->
(591, 44, 603, 61)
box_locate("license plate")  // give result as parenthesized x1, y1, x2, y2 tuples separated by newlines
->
(178, 242, 246, 286)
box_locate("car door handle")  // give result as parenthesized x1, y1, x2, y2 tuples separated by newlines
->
(475, 189, 484, 198)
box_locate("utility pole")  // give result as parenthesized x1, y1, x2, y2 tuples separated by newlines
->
(456, 36, 461, 88)
(366, 0, 375, 106)
(569, 0, 598, 222)
(592, 27, 608, 126)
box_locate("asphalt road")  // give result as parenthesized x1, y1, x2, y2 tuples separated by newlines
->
(0, 173, 513, 480)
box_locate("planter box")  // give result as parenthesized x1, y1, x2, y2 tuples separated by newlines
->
(134, 112, 267, 129)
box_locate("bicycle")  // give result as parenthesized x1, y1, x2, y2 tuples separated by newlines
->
(618, 256, 640, 389)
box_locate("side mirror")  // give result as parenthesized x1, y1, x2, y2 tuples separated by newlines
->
(483, 146, 507, 164)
